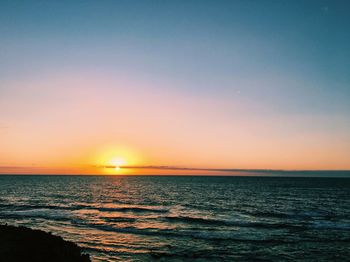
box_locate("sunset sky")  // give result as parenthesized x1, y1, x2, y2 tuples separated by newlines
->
(1, 0, 350, 174)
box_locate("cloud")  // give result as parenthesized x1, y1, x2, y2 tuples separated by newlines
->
(96, 165, 350, 177)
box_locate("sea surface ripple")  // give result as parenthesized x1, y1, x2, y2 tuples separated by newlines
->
(0, 175, 349, 261)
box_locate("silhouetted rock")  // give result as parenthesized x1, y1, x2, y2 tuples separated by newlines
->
(0, 224, 90, 262)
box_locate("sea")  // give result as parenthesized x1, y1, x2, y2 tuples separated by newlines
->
(0, 175, 349, 261)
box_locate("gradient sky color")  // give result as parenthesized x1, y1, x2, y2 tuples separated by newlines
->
(1, 0, 350, 174)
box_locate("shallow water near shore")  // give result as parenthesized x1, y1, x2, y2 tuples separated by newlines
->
(0, 175, 349, 261)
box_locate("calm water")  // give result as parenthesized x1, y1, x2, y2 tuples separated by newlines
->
(0, 175, 349, 261)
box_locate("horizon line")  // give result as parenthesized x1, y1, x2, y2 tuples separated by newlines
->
(98, 165, 350, 173)
(1, 165, 350, 173)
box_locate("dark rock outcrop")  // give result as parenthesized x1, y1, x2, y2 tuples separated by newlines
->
(0, 224, 90, 262)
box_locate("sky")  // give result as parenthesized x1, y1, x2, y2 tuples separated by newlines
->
(0, 0, 350, 174)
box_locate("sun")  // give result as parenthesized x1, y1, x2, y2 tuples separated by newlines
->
(109, 158, 126, 170)
(92, 145, 143, 175)
(104, 156, 129, 174)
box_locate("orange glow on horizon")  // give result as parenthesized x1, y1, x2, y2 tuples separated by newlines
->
(1, 73, 350, 174)
(91, 145, 144, 175)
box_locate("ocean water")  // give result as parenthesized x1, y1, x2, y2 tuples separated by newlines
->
(0, 175, 349, 261)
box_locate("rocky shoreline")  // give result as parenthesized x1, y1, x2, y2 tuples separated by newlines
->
(0, 224, 90, 262)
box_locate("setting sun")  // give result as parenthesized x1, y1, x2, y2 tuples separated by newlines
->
(91, 145, 143, 174)
(109, 158, 125, 171)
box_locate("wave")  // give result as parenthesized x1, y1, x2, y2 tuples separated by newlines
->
(164, 216, 233, 226)
(164, 215, 301, 230)
(103, 217, 137, 223)
(0, 203, 77, 211)
(249, 210, 336, 220)
(165, 213, 350, 231)
(85, 223, 296, 242)
(0, 209, 73, 222)
(95, 206, 169, 214)
(309, 221, 350, 230)
(0, 202, 169, 214)
(248, 211, 294, 219)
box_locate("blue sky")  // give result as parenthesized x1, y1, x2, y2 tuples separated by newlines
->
(1, 0, 349, 112)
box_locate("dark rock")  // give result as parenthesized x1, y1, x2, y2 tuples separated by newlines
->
(0, 224, 91, 262)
